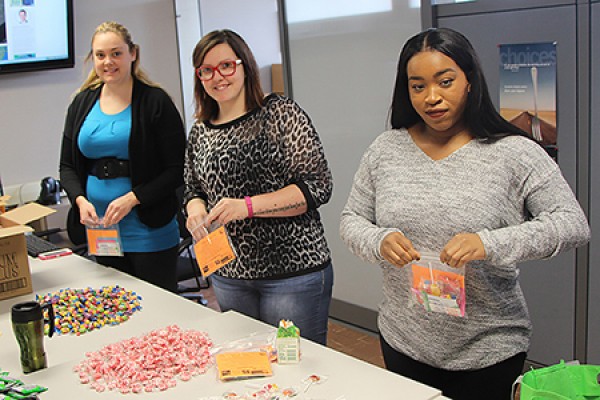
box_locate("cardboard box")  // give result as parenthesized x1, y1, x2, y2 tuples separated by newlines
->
(0, 202, 56, 301)
(0, 195, 9, 213)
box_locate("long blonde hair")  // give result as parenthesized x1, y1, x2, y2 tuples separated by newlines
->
(79, 21, 156, 92)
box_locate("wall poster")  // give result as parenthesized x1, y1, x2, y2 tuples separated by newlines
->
(499, 42, 558, 160)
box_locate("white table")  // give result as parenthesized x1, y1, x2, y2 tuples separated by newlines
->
(0, 255, 443, 399)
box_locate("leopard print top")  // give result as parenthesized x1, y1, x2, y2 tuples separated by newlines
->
(183, 94, 332, 280)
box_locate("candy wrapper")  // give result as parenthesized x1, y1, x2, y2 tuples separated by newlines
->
(409, 254, 467, 318)
(276, 320, 300, 364)
(0, 370, 47, 400)
(199, 383, 299, 400)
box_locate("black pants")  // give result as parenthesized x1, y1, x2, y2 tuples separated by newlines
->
(380, 336, 526, 400)
(95, 245, 179, 293)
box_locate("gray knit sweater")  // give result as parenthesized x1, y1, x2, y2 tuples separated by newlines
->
(340, 128, 590, 370)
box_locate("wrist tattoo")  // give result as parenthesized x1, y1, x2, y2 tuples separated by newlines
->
(254, 201, 306, 216)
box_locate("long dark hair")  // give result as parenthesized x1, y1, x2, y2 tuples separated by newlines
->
(390, 28, 528, 142)
(192, 29, 265, 122)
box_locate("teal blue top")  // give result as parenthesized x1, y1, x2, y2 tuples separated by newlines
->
(78, 101, 178, 252)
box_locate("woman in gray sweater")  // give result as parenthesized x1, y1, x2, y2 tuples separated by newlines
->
(339, 28, 590, 400)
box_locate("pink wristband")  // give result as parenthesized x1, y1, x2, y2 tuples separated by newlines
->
(244, 196, 253, 218)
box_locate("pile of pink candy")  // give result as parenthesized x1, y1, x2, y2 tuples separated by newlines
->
(74, 324, 213, 394)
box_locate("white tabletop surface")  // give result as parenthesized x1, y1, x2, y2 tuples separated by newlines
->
(0, 254, 444, 399)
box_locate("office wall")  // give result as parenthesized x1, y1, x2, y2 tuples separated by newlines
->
(174, 0, 282, 132)
(198, 0, 281, 94)
(588, 0, 599, 364)
(284, 0, 421, 325)
(0, 0, 182, 194)
(174, 0, 202, 132)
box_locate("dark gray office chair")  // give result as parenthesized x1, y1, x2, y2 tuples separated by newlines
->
(175, 187, 209, 305)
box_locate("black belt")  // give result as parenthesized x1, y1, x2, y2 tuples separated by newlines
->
(89, 158, 130, 179)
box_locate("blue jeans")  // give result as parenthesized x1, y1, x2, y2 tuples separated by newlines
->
(210, 263, 334, 345)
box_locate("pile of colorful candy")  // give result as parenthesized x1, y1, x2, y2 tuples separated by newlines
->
(74, 325, 213, 394)
(36, 286, 142, 335)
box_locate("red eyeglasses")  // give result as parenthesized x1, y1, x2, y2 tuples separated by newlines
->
(196, 59, 242, 81)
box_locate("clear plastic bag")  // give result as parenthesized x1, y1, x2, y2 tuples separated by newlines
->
(190, 219, 238, 277)
(210, 330, 277, 360)
(409, 253, 466, 318)
(210, 331, 277, 382)
(84, 219, 123, 256)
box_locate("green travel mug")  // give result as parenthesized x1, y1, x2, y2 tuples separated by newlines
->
(11, 301, 55, 373)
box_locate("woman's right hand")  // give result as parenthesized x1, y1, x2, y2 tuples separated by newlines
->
(75, 196, 99, 225)
(186, 198, 209, 242)
(380, 231, 420, 268)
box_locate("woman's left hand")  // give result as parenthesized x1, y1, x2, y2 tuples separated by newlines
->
(103, 192, 140, 226)
(206, 197, 248, 225)
(440, 232, 486, 268)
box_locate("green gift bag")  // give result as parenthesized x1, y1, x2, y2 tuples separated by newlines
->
(518, 360, 600, 400)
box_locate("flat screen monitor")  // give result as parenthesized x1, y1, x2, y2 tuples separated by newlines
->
(0, 0, 74, 75)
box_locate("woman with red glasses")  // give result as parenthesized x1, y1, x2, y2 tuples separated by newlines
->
(183, 30, 333, 345)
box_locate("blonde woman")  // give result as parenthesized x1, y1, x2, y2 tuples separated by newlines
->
(59, 21, 185, 292)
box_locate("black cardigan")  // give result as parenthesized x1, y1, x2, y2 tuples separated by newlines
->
(59, 79, 185, 240)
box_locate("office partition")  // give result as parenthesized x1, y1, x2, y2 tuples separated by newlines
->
(588, 0, 599, 364)
(280, 0, 422, 329)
